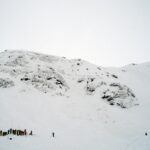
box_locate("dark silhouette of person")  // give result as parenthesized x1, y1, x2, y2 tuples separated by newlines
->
(0, 130, 2, 136)
(145, 132, 148, 136)
(52, 132, 55, 137)
(24, 129, 27, 135)
(29, 130, 32, 135)
(10, 128, 13, 134)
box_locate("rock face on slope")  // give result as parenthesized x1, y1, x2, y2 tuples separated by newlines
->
(0, 50, 138, 108)
(101, 83, 136, 108)
(20, 69, 69, 93)
(0, 78, 14, 88)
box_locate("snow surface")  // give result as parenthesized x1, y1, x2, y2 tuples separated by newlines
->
(0, 50, 150, 150)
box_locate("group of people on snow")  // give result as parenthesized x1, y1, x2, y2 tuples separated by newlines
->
(0, 128, 33, 136)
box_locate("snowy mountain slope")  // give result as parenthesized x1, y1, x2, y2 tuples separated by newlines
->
(0, 50, 150, 150)
(0, 50, 138, 108)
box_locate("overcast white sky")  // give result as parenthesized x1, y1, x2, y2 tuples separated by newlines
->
(0, 0, 150, 66)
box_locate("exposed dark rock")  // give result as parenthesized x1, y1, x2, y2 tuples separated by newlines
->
(77, 79, 84, 83)
(20, 77, 30, 81)
(101, 83, 137, 108)
(0, 78, 14, 88)
(97, 67, 101, 70)
(112, 74, 118, 79)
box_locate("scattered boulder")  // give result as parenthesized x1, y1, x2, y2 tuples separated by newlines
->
(86, 86, 95, 94)
(97, 67, 101, 70)
(111, 74, 118, 79)
(20, 77, 30, 81)
(77, 78, 84, 83)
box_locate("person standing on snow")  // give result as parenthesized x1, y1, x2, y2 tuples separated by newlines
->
(52, 132, 55, 137)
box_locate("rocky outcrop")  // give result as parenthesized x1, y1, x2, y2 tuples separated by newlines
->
(0, 78, 14, 88)
(0, 50, 139, 108)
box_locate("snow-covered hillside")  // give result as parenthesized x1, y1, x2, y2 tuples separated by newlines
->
(0, 50, 150, 150)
